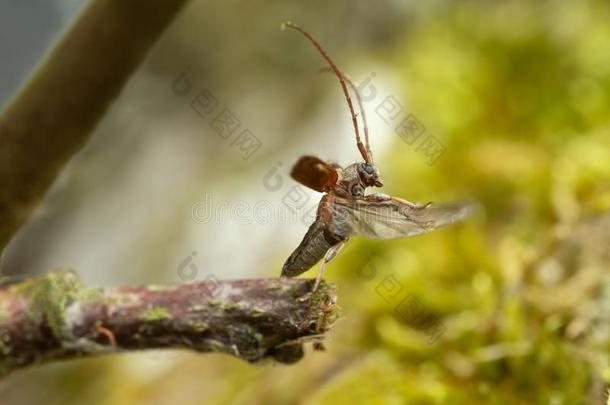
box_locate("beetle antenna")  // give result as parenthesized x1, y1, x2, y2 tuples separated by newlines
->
(341, 73, 372, 164)
(316, 67, 373, 163)
(282, 21, 371, 163)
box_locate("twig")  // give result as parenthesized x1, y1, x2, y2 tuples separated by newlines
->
(0, 270, 339, 377)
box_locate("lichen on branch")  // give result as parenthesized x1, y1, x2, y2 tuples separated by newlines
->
(0, 270, 339, 377)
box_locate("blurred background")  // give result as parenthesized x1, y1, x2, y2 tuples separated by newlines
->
(1, 0, 610, 404)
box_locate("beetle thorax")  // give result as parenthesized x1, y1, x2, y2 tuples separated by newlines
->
(332, 163, 382, 198)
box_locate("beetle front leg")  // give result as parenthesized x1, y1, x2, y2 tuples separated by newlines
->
(363, 193, 391, 202)
(363, 193, 421, 208)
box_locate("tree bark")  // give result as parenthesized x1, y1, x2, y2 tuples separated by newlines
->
(0, 270, 338, 377)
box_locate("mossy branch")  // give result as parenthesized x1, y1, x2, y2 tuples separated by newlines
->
(0, 270, 339, 377)
(0, 0, 188, 251)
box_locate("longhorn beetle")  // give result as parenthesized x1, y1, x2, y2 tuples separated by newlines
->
(280, 21, 477, 300)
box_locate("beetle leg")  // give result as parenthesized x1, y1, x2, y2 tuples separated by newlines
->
(298, 240, 347, 302)
(314, 240, 346, 291)
(363, 193, 391, 202)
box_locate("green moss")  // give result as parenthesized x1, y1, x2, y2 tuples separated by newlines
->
(7, 278, 35, 295)
(250, 308, 264, 317)
(0, 333, 6, 355)
(191, 320, 208, 333)
(206, 299, 240, 311)
(27, 269, 88, 341)
(287, 286, 303, 299)
(220, 302, 239, 311)
(306, 281, 339, 332)
(208, 299, 222, 307)
(139, 307, 171, 321)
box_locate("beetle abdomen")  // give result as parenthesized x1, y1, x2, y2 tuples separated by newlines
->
(281, 220, 332, 277)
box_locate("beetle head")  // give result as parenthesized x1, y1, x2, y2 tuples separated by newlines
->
(357, 162, 383, 188)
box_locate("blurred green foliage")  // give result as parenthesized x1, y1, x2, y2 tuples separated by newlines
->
(318, 1, 610, 403)
(323, 1, 610, 403)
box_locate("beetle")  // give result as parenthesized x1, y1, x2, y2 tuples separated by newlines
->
(280, 22, 477, 299)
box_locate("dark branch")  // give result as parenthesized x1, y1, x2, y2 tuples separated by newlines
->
(0, 270, 339, 377)
(0, 0, 189, 251)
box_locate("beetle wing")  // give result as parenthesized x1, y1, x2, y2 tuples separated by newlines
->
(291, 156, 339, 193)
(330, 196, 478, 240)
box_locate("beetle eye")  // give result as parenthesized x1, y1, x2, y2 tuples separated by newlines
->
(362, 163, 374, 175)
